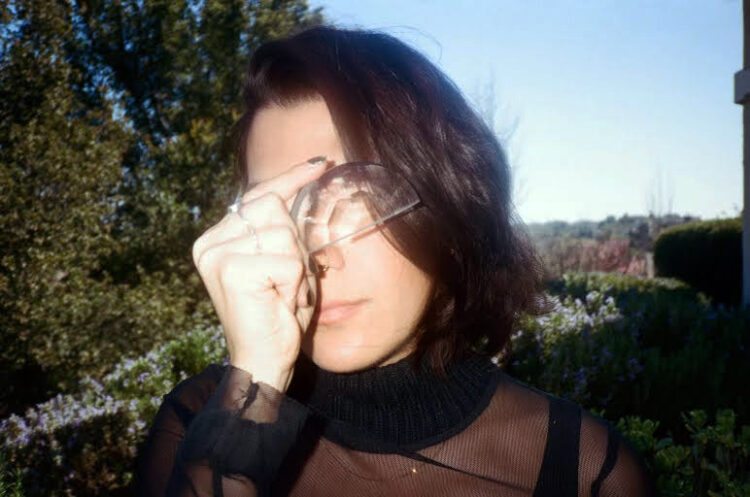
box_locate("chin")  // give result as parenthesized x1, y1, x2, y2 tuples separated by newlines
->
(300, 335, 375, 373)
(300, 325, 415, 373)
(300, 331, 385, 373)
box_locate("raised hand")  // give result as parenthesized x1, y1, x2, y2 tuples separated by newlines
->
(192, 156, 333, 392)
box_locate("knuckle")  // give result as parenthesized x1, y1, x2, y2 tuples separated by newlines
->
(261, 191, 286, 211)
(195, 245, 218, 275)
(192, 239, 203, 267)
(192, 236, 212, 271)
(242, 185, 263, 202)
(270, 225, 300, 256)
(252, 191, 271, 206)
(240, 193, 279, 222)
(193, 221, 225, 268)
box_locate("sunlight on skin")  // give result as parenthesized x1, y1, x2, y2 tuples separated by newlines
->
(245, 96, 433, 373)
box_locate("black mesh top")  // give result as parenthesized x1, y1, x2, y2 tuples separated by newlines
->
(136, 350, 656, 497)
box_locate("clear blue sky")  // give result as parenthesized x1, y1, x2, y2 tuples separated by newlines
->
(310, 0, 742, 224)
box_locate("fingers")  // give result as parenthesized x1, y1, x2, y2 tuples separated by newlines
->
(193, 195, 298, 268)
(216, 252, 306, 312)
(234, 191, 302, 229)
(241, 156, 334, 206)
(194, 156, 335, 265)
(196, 225, 311, 311)
(192, 155, 333, 324)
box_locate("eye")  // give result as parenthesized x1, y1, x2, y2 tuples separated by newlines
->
(303, 219, 328, 248)
(328, 193, 374, 241)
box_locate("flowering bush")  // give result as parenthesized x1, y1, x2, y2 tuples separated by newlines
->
(503, 289, 642, 408)
(501, 271, 750, 495)
(506, 272, 750, 429)
(2, 272, 749, 495)
(0, 325, 226, 495)
(538, 237, 649, 279)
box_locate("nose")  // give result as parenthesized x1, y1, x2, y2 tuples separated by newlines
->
(309, 245, 345, 276)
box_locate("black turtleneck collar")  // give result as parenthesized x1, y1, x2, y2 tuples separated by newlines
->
(286, 350, 500, 453)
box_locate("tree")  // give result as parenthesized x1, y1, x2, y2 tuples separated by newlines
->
(471, 70, 527, 208)
(644, 162, 676, 240)
(0, 0, 323, 415)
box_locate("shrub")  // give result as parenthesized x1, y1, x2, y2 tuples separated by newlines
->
(503, 289, 640, 409)
(0, 325, 225, 496)
(618, 409, 750, 496)
(506, 272, 750, 435)
(0, 451, 24, 497)
(537, 237, 649, 280)
(653, 217, 742, 306)
(3, 271, 749, 495)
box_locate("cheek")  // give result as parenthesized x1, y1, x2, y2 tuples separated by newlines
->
(345, 233, 432, 319)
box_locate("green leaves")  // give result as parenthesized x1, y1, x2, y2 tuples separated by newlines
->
(618, 409, 750, 496)
(1, 0, 323, 415)
(0, 325, 226, 496)
(506, 271, 750, 495)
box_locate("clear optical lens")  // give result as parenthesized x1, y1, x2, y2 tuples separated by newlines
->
(289, 162, 420, 268)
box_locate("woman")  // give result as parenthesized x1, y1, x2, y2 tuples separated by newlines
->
(137, 24, 655, 497)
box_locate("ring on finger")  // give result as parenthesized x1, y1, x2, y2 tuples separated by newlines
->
(227, 191, 244, 215)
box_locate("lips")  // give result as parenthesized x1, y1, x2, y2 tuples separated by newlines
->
(317, 298, 369, 326)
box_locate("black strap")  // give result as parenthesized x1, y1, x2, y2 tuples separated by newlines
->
(533, 396, 581, 497)
(591, 423, 620, 496)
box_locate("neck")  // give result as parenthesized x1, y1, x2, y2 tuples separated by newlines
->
(287, 349, 500, 453)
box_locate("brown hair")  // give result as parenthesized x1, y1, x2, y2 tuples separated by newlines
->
(235, 24, 551, 375)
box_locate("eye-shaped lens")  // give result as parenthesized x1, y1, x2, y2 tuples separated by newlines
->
(289, 162, 420, 273)
(328, 191, 376, 240)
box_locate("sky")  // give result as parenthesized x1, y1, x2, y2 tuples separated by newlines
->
(309, 0, 743, 224)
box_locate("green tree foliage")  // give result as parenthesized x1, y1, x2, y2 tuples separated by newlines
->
(0, 0, 323, 415)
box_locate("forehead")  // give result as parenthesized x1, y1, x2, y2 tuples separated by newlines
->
(245, 97, 346, 183)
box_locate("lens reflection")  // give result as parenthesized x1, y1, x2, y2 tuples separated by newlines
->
(289, 162, 420, 272)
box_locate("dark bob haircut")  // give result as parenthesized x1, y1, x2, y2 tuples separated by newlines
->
(235, 24, 551, 374)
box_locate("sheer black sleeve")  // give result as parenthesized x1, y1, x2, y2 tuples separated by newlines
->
(579, 410, 656, 497)
(594, 431, 656, 497)
(137, 364, 310, 497)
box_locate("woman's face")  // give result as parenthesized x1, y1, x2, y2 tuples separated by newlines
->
(245, 97, 433, 373)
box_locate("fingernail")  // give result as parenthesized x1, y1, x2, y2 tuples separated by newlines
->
(307, 155, 327, 167)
